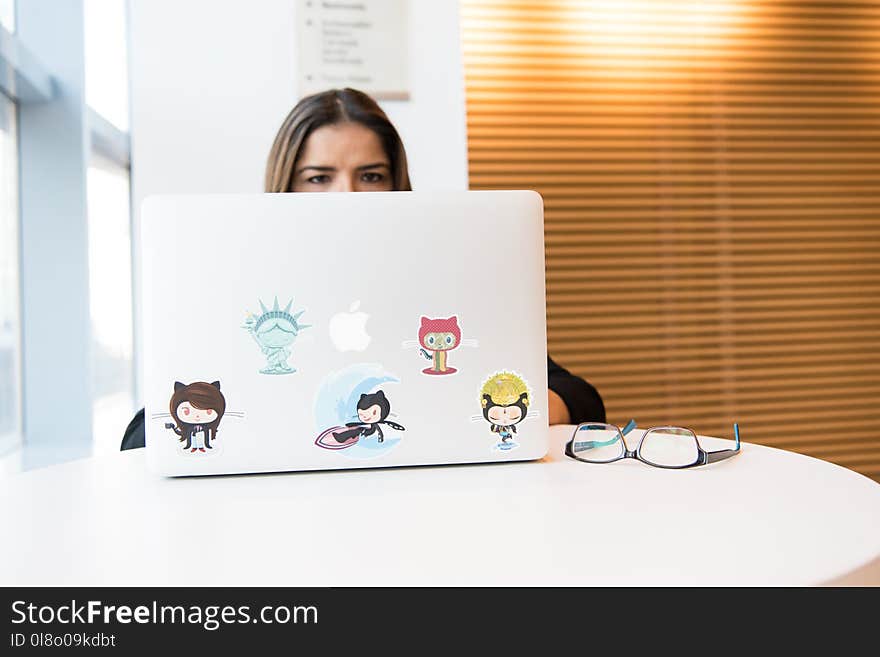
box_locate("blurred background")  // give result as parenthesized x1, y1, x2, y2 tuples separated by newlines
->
(1, 0, 878, 480)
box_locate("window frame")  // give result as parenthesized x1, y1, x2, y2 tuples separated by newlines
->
(1, 2, 134, 462)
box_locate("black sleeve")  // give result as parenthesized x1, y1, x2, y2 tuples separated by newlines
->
(120, 407, 146, 451)
(547, 355, 606, 424)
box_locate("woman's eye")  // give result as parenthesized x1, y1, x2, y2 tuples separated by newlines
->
(205, 409, 213, 416)
(445, 335, 453, 345)
(361, 172, 384, 183)
(307, 175, 331, 184)
(427, 336, 435, 345)
(183, 408, 190, 416)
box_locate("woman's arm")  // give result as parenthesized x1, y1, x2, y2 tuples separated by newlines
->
(547, 355, 606, 425)
(548, 389, 571, 425)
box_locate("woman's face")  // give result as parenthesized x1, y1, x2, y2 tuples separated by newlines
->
(292, 122, 393, 192)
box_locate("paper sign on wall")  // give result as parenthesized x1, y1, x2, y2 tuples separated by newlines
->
(296, 0, 410, 100)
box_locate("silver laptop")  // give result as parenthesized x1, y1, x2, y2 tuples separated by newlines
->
(141, 190, 549, 476)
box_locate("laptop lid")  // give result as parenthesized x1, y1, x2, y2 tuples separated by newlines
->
(141, 190, 548, 476)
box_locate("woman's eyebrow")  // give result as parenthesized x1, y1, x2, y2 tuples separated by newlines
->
(356, 162, 390, 171)
(296, 165, 336, 174)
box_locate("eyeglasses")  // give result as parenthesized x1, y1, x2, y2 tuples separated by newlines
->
(565, 419, 741, 469)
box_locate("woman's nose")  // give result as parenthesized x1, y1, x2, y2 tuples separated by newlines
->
(330, 175, 355, 192)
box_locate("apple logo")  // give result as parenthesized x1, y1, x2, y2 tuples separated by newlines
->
(329, 301, 371, 352)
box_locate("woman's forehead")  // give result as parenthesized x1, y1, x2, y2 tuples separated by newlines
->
(298, 122, 389, 168)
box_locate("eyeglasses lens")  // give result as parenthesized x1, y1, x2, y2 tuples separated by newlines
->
(639, 428, 699, 467)
(571, 424, 624, 463)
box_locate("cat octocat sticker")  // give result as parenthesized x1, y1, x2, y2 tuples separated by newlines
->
(151, 380, 244, 456)
(313, 363, 406, 459)
(471, 371, 540, 452)
(402, 314, 478, 376)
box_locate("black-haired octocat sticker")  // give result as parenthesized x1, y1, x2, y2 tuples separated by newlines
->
(315, 389, 405, 452)
(331, 391, 405, 445)
(164, 381, 226, 453)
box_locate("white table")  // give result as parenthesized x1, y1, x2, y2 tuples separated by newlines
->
(2, 427, 879, 586)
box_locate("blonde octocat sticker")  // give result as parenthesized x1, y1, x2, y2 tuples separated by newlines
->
(476, 371, 535, 452)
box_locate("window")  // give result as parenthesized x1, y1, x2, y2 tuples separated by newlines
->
(0, 0, 134, 466)
(84, 0, 129, 131)
(0, 0, 14, 33)
(0, 91, 20, 456)
(87, 157, 134, 453)
(85, 0, 133, 453)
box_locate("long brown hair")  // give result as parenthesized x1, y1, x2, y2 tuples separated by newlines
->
(264, 88, 412, 192)
(169, 381, 226, 432)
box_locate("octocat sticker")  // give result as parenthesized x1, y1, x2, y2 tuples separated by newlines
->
(402, 315, 478, 376)
(472, 371, 539, 452)
(150, 380, 244, 455)
(313, 363, 406, 459)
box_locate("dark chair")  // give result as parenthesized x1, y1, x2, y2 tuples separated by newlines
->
(120, 408, 146, 450)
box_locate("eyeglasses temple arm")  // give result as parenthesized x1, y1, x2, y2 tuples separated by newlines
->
(621, 419, 637, 436)
(705, 423, 741, 464)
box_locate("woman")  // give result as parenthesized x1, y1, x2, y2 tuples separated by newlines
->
(121, 88, 604, 450)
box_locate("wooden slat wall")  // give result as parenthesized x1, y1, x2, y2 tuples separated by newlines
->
(462, 0, 880, 480)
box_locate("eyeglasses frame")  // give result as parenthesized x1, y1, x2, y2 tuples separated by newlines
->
(564, 419, 741, 469)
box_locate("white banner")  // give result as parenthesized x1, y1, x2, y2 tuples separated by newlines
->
(297, 0, 410, 100)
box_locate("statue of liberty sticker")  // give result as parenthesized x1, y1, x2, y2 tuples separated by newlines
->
(242, 297, 311, 375)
